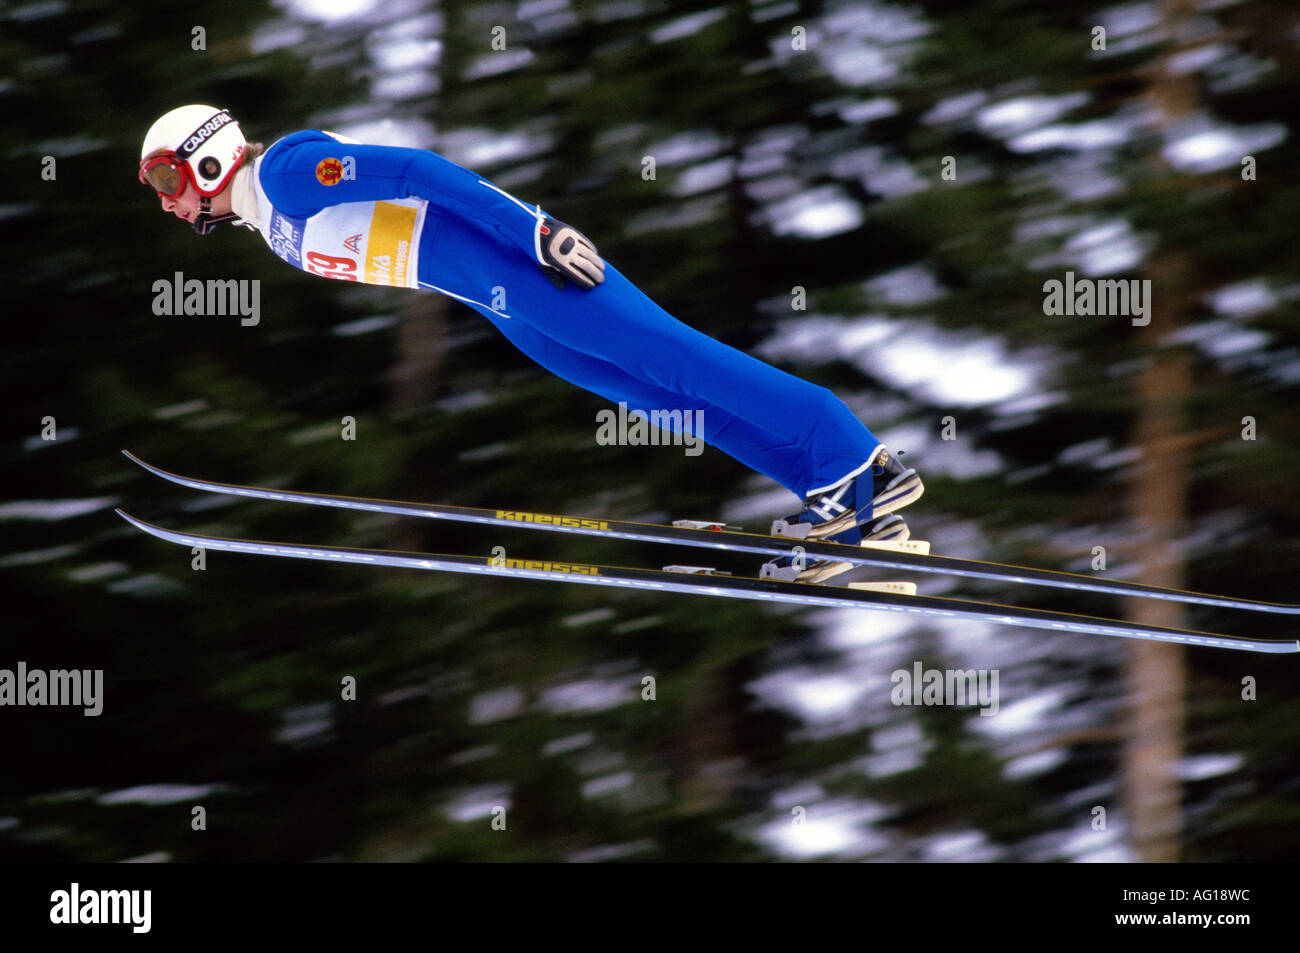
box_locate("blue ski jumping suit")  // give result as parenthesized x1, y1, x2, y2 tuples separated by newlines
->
(247, 130, 882, 498)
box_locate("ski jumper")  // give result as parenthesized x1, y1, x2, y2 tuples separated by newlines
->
(247, 129, 881, 498)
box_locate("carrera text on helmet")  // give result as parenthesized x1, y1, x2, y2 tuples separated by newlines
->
(177, 111, 235, 159)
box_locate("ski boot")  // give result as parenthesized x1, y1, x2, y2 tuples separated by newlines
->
(772, 446, 922, 542)
(761, 446, 924, 584)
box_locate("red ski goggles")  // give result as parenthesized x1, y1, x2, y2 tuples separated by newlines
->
(138, 152, 190, 199)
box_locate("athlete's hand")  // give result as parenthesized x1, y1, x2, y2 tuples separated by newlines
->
(536, 217, 605, 290)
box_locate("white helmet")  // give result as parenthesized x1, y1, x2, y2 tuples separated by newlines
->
(139, 105, 247, 233)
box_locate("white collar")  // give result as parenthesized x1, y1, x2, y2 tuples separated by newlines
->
(228, 161, 262, 230)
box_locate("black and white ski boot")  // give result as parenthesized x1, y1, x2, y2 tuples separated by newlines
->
(771, 446, 923, 543)
(761, 446, 924, 584)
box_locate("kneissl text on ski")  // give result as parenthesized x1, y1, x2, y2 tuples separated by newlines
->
(117, 453, 1300, 654)
(121, 451, 1300, 618)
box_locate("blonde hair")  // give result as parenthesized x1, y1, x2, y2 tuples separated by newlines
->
(237, 142, 265, 168)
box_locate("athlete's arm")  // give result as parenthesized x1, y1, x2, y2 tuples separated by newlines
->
(259, 131, 603, 287)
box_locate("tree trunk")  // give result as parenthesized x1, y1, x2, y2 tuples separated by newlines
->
(1123, 283, 1191, 861)
(1120, 0, 1200, 863)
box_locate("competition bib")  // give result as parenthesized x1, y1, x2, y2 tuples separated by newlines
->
(251, 140, 428, 289)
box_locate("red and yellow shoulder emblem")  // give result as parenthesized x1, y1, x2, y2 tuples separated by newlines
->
(315, 157, 344, 186)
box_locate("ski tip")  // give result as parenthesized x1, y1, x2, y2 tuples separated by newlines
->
(121, 450, 169, 479)
(115, 508, 156, 534)
(115, 509, 181, 545)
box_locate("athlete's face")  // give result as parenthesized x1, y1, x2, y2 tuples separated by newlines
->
(141, 150, 212, 223)
(158, 179, 203, 223)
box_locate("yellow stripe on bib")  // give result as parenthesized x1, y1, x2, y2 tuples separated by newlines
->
(364, 201, 418, 286)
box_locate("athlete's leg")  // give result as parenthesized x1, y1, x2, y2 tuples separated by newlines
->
(473, 306, 825, 494)
(496, 264, 882, 498)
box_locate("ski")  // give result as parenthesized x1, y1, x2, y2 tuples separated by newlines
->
(123, 450, 1299, 617)
(114, 509, 1297, 654)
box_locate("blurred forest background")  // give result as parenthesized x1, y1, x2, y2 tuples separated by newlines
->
(2, 0, 1299, 861)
